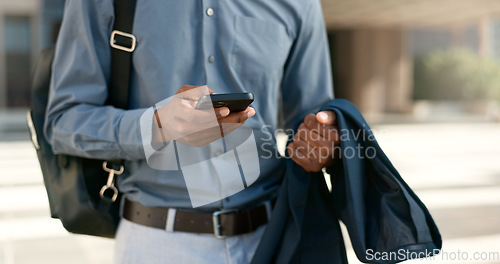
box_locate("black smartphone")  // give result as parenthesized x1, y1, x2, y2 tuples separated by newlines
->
(195, 93, 254, 112)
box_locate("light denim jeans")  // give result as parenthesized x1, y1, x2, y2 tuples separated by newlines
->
(114, 217, 266, 264)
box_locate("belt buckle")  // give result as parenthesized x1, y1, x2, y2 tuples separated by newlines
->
(212, 209, 238, 239)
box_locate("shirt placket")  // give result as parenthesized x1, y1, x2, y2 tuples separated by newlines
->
(200, 0, 230, 208)
(201, 0, 217, 86)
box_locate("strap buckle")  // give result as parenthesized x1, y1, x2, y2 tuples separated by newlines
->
(212, 209, 238, 239)
(110, 30, 137, 52)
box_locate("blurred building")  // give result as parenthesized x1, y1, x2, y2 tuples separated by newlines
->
(0, 0, 63, 110)
(1, 0, 500, 116)
(324, 0, 500, 116)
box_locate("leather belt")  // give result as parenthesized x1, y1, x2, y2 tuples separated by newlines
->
(122, 198, 269, 238)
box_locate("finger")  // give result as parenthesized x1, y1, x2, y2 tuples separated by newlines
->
(219, 107, 255, 124)
(172, 106, 253, 141)
(213, 105, 255, 120)
(245, 107, 256, 119)
(287, 143, 308, 162)
(304, 117, 340, 143)
(294, 134, 335, 164)
(304, 113, 317, 127)
(291, 138, 316, 160)
(214, 107, 230, 119)
(317, 125, 340, 145)
(287, 143, 322, 172)
(316, 111, 337, 126)
(296, 123, 324, 148)
(296, 123, 340, 161)
(238, 106, 256, 117)
(294, 135, 332, 161)
(304, 114, 327, 137)
(288, 143, 313, 165)
(179, 100, 230, 122)
(305, 125, 340, 145)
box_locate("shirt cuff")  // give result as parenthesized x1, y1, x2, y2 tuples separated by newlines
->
(118, 108, 148, 160)
(139, 106, 179, 170)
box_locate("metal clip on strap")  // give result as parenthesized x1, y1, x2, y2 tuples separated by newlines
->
(110, 30, 137, 52)
(99, 161, 124, 202)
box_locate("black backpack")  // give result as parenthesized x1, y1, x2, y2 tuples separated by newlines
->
(26, 0, 137, 238)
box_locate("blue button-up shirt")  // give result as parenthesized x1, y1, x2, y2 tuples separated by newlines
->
(45, 0, 333, 209)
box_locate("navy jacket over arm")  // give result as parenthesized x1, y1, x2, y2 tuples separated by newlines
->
(251, 99, 442, 264)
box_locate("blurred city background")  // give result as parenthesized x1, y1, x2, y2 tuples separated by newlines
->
(1, 0, 500, 263)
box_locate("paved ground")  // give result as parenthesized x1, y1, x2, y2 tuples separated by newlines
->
(0, 116, 499, 263)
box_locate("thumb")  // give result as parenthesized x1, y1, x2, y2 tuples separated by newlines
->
(316, 111, 336, 125)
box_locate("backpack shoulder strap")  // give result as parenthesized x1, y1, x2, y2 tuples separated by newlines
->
(108, 0, 138, 110)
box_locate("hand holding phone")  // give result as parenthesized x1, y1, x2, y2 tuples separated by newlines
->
(153, 86, 255, 147)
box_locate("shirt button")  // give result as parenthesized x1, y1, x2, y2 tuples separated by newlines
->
(206, 8, 214, 16)
(208, 55, 215, 63)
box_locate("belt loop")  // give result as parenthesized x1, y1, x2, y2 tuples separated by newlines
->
(165, 208, 177, 232)
(264, 201, 272, 221)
